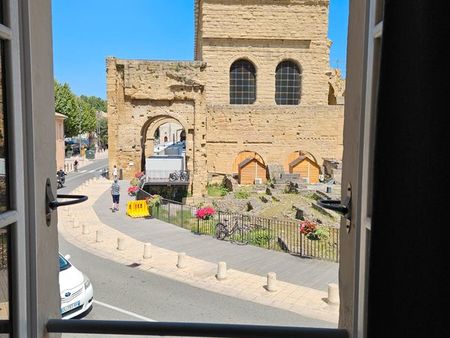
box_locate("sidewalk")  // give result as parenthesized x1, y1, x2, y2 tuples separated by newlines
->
(58, 178, 339, 324)
(95, 181, 338, 290)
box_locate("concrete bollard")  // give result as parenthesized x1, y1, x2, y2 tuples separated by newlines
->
(82, 224, 89, 235)
(266, 272, 278, 292)
(96, 230, 103, 242)
(117, 237, 125, 251)
(327, 283, 339, 305)
(216, 261, 227, 280)
(143, 243, 152, 259)
(177, 252, 186, 269)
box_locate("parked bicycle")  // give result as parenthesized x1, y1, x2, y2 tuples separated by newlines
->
(169, 170, 189, 182)
(215, 217, 253, 244)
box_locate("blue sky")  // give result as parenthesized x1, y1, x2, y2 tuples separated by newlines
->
(52, 0, 348, 99)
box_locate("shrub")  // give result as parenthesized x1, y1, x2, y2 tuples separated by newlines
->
(234, 189, 250, 199)
(207, 183, 228, 197)
(147, 195, 161, 208)
(130, 177, 140, 186)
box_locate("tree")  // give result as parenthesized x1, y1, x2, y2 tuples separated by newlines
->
(54, 80, 101, 138)
(54, 80, 79, 137)
(79, 95, 106, 112)
(97, 117, 108, 147)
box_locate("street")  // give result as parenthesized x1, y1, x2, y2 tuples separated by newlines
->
(58, 158, 335, 335)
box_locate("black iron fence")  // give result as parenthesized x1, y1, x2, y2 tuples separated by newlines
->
(151, 199, 340, 262)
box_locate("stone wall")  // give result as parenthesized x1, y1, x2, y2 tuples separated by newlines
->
(206, 104, 344, 175)
(196, 0, 331, 105)
(107, 58, 208, 196)
(108, 0, 344, 197)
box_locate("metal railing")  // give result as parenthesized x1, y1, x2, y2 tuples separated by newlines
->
(152, 198, 340, 262)
(46, 319, 348, 337)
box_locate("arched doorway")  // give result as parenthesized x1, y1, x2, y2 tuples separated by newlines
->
(141, 116, 188, 170)
(139, 115, 193, 200)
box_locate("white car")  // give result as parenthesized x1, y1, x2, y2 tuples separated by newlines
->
(59, 254, 93, 319)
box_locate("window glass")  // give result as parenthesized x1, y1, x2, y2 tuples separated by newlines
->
(0, 228, 9, 321)
(0, 41, 7, 212)
(230, 60, 256, 104)
(275, 61, 301, 105)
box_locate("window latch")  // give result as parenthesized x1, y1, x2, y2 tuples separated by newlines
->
(45, 178, 88, 226)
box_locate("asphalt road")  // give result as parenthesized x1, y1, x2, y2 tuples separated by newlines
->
(58, 158, 335, 336)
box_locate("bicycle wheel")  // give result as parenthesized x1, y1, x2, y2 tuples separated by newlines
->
(215, 223, 227, 240)
(169, 173, 177, 181)
(231, 227, 249, 245)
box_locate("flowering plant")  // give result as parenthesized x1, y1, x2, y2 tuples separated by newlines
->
(127, 185, 139, 196)
(299, 220, 321, 240)
(135, 171, 145, 179)
(195, 207, 216, 220)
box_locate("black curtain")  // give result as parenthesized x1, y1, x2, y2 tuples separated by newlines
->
(370, 1, 448, 337)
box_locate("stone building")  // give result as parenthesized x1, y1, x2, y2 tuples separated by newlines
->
(107, 0, 345, 197)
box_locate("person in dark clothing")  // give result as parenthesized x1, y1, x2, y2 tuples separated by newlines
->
(111, 179, 120, 212)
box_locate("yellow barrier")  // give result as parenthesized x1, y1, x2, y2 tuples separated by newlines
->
(126, 200, 150, 218)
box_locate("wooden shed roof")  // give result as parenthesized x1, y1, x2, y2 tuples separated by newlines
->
(289, 156, 319, 168)
(239, 157, 264, 169)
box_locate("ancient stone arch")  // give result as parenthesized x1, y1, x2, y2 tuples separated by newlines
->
(140, 114, 192, 171)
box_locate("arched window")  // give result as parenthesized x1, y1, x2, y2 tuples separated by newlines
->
(230, 59, 256, 104)
(275, 61, 301, 105)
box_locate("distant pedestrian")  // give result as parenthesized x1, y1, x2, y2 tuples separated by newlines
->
(74, 160, 79, 172)
(111, 179, 120, 212)
(113, 165, 118, 180)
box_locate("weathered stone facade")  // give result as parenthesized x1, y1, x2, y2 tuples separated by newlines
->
(108, 0, 344, 197)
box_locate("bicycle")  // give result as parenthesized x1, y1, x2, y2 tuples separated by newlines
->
(215, 217, 252, 244)
(169, 170, 189, 182)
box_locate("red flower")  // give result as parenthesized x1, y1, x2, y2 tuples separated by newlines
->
(195, 207, 216, 220)
(128, 186, 139, 194)
(299, 220, 317, 235)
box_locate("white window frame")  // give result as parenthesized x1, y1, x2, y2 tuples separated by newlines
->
(354, 0, 384, 337)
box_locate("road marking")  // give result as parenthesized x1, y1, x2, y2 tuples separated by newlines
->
(80, 170, 87, 173)
(88, 169, 96, 173)
(93, 300, 156, 322)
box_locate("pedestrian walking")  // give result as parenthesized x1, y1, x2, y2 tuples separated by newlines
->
(111, 179, 120, 212)
(74, 160, 79, 172)
(113, 165, 118, 180)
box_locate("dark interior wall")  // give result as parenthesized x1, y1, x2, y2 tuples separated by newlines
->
(369, 1, 447, 337)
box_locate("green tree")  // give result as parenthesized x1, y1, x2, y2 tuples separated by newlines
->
(54, 80, 99, 138)
(54, 80, 79, 137)
(79, 95, 107, 112)
(97, 117, 108, 147)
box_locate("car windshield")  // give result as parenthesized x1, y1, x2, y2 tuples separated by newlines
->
(59, 254, 71, 271)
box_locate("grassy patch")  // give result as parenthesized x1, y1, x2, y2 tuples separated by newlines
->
(207, 183, 229, 197)
(234, 188, 250, 199)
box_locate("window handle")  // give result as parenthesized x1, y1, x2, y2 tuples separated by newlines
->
(45, 178, 88, 226)
(317, 183, 352, 233)
(318, 199, 349, 214)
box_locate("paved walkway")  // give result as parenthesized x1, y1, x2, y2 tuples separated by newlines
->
(94, 181, 338, 291)
(59, 178, 339, 324)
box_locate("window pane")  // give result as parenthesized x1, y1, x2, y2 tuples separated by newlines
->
(275, 61, 301, 105)
(0, 228, 9, 321)
(0, 40, 8, 212)
(230, 60, 256, 104)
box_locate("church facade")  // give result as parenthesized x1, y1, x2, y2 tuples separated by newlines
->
(107, 0, 345, 196)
